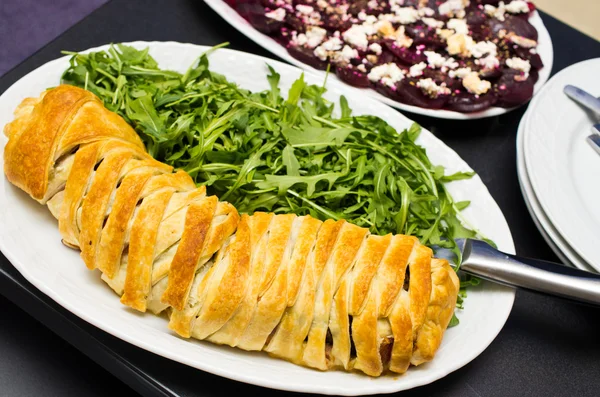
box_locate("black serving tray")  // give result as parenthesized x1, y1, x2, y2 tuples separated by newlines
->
(1, 1, 600, 396)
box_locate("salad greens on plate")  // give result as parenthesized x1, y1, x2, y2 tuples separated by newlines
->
(61, 43, 486, 324)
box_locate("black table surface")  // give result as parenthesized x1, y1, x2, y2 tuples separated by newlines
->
(1, 1, 600, 396)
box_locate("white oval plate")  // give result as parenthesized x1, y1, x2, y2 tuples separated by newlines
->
(523, 58, 600, 272)
(516, 107, 595, 271)
(0, 42, 515, 395)
(204, 0, 554, 120)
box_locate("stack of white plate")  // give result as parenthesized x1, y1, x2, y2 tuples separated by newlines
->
(517, 58, 600, 272)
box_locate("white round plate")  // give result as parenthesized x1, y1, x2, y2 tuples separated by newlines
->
(204, 0, 554, 120)
(0, 42, 515, 395)
(523, 58, 600, 272)
(516, 108, 595, 271)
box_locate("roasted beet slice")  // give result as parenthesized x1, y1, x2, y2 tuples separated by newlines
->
(479, 66, 503, 81)
(376, 48, 399, 65)
(250, 14, 284, 34)
(347, 0, 369, 15)
(401, 0, 420, 7)
(372, 81, 408, 104)
(494, 71, 535, 107)
(287, 45, 329, 70)
(466, 9, 487, 26)
(259, 0, 277, 7)
(446, 91, 498, 113)
(336, 65, 370, 88)
(529, 69, 539, 84)
(406, 25, 445, 49)
(423, 68, 462, 91)
(235, 0, 263, 19)
(489, 15, 538, 40)
(322, 14, 352, 31)
(395, 78, 450, 109)
(467, 10, 493, 41)
(285, 14, 305, 33)
(292, 0, 313, 6)
(513, 47, 544, 70)
(384, 41, 427, 65)
(235, 2, 283, 34)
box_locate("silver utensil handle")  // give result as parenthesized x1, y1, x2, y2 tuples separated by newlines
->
(461, 239, 600, 305)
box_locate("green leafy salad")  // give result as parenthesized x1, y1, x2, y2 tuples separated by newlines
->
(60, 44, 485, 325)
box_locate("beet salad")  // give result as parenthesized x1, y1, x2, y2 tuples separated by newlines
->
(226, 0, 544, 113)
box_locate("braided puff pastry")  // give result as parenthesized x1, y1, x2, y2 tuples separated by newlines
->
(3, 85, 459, 377)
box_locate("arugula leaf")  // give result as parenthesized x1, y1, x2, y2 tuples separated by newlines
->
(282, 145, 301, 176)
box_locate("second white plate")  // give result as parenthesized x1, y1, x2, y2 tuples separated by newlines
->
(517, 105, 595, 271)
(204, 0, 554, 120)
(523, 58, 600, 272)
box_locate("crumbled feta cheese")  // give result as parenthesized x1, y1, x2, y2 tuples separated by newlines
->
(291, 31, 308, 47)
(437, 28, 455, 40)
(368, 63, 405, 87)
(422, 17, 444, 28)
(446, 33, 475, 57)
(394, 7, 420, 24)
(376, 20, 396, 37)
(510, 34, 537, 48)
(316, 0, 329, 9)
(304, 26, 328, 48)
(484, 4, 504, 21)
(369, 42, 382, 55)
(392, 26, 414, 48)
(367, 0, 378, 9)
(337, 3, 350, 12)
(314, 46, 328, 61)
(438, 0, 466, 18)
(365, 14, 379, 25)
(506, 57, 531, 74)
(469, 41, 497, 58)
(418, 7, 435, 17)
(484, 3, 511, 21)
(333, 45, 359, 63)
(505, 0, 529, 14)
(443, 57, 459, 70)
(296, 4, 314, 15)
(342, 25, 369, 50)
(307, 10, 322, 25)
(462, 72, 492, 95)
(265, 8, 286, 22)
(321, 36, 343, 51)
(357, 64, 367, 73)
(417, 78, 451, 98)
(378, 13, 399, 23)
(358, 11, 378, 25)
(447, 18, 469, 35)
(409, 62, 427, 77)
(424, 51, 446, 68)
(314, 37, 344, 60)
(449, 67, 472, 78)
(476, 54, 500, 70)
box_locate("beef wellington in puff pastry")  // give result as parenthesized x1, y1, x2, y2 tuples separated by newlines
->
(3, 85, 459, 377)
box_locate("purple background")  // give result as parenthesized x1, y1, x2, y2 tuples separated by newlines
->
(0, 0, 108, 77)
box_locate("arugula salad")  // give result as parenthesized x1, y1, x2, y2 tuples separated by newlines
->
(61, 44, 485, 325)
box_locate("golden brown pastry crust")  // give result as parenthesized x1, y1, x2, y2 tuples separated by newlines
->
(3, 85, 459, 377)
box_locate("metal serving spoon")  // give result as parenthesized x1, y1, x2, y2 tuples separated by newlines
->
(438, 238, 600, 306)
